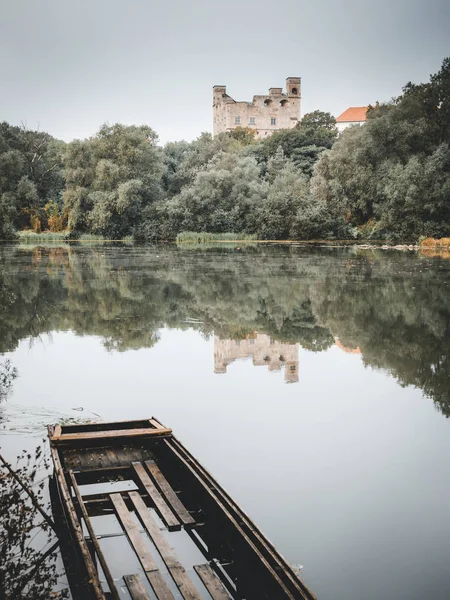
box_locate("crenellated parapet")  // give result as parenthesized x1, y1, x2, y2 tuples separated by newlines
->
(213, 78, 301, 138)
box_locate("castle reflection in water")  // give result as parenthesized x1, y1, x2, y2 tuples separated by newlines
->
(214, 334, 362, 384)
(214, 333, 299, 383)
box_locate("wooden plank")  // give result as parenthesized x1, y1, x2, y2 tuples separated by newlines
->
(69, 471, 120, 600)
(109, 493, 175, 600)
(145, 461, 195, 528)
(149, 418, 166, 430)
(169, 441, 317, 600)
(129, 492, 201, 600)
(164, 440, 302, 600)
(49, 445, 106, 600)
(61, 419, 153, 434)
(193, 565, 230, 600)
(110, 493, 159, 572)
(50, 427, 172, 442)
(105, 448, 119, 466)
(124, 573, 151, 600)
(132, 463, 180, 530)
(65, 451, 82, 471)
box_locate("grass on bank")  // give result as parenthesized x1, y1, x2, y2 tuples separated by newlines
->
(18, 231, 133, 244)
(176, 231, 257, 244)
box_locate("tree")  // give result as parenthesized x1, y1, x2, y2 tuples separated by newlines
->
(0, 122, 65, 235)
(63, 124, 164, 238)
(257, 162, 328, 240)
(225, 126, 257, 145)
(311, 57, 450, 240)
(299, 110, 337, 132)
(168, 152, 267, 235)
(253, 113, 338, 179)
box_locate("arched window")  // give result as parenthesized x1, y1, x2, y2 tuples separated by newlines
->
(291, 87, 298, 95)
(280, 99, 288, 107)
(264, 98, 272, 106)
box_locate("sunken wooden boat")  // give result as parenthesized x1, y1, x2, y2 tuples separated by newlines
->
(48, 418, 317, 600)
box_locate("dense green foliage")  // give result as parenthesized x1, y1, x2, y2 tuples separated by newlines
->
(0, 123, 65, 239)
(312, 58, 450, 241)
(63, 124, 164, 239)
(0, 245, 449, 416)
(1, 57, 448, 242)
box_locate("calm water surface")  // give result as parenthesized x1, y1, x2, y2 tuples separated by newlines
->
(1, 244, 450, 600)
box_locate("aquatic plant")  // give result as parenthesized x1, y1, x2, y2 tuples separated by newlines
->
(176, 231, 257, 243)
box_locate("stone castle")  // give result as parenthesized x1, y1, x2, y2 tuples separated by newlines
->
(213, 77, 301, 138)
(214, 333, 299, 383)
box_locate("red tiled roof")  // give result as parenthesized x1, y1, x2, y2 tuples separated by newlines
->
(336, 106, 368, 123)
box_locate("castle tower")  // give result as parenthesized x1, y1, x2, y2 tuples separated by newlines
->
(212, 77, 301, 138)
(286, 77, 301, 120)
(213, 85, 227, 136)
(284, 360, 299, 383)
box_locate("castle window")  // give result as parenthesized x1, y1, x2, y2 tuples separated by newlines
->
(249, 117, 256, 125)
(264, 99, 272, 106)
(235, 116, 241, 124)
(280, 99, 288, 107)
(271, 118, 277, 126)
(291, 87, 298, 95)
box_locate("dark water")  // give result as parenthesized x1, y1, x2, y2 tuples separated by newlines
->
(1, 243, 450, 600)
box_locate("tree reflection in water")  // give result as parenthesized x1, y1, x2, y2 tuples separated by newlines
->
(0, 360, 18, 402)
(0, 243, 449, 597)
(0, 444, 68, 599)
(0, 244, 449, 418)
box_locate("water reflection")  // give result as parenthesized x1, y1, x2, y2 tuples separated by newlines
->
(0, 445, 68, 599)
(214, 334, 299, 383)
(0, 244, 449, 415)
(0, 359, 18, 401)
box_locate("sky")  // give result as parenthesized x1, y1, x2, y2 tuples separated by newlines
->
(1, 0, 449, 145)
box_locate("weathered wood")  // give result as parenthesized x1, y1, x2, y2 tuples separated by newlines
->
(145, 461, 195, 528)
(132, 462, 180, 530)
(164, 440, 300, 600)
(124, 573, 151, 600)
(50, 445, 106, 600)
(69, 471, 120, 600)
(61, 419, 152, 434)
(50, 427, 172, 442)
(129, 492, 201, 600)
(65, 451, 82, 471)
(105, 448, 119, 466)
(193, 564, 230, 600)
(74, 465, 130, 485)
(49, 416, 317, 600)
(149, 418, 167, 430)
(109, 493, 175, 600)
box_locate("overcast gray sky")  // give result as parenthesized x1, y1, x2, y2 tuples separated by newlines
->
(1, 0, 449, 144)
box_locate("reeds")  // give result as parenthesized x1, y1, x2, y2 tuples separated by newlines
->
(176, 231, 257, 244)
(18, 231, 70, 243)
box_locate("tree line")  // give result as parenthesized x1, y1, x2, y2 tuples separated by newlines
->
(1, 245, 449, 416)
(0, 57, 449, 242)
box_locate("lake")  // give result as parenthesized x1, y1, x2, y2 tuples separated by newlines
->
(1, 243, 450, 600)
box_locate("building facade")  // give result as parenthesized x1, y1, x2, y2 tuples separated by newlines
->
(214, 333, 299, 383)
(213, 78, 301, 138)
(336, 106, 368, 134)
